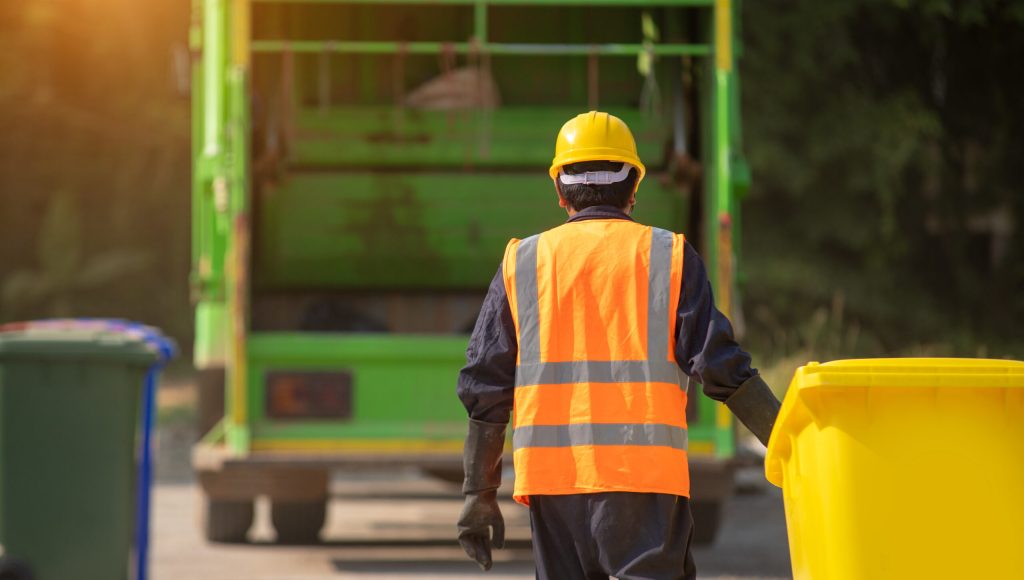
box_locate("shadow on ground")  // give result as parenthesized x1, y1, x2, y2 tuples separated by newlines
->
(332, 560, 536, 576)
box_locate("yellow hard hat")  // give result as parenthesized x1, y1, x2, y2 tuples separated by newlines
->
(548, 111, 646, 185)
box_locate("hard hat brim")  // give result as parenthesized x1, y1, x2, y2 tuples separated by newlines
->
(549, 149, 647, 184)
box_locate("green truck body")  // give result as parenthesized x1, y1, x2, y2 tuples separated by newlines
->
(191, 0, 748, 544)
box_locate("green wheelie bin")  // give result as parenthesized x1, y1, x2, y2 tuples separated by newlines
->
(0, 320, 173, 580)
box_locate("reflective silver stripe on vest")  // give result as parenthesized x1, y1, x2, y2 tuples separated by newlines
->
(515, 359, 682, 386)
(515, 235, 541, 365)
(513, 227, 685, 387)
(647, 227, 674, 363)
(513, 423, 688, 451)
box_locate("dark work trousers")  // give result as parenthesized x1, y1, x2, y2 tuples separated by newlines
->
(529, 492, 696, 580)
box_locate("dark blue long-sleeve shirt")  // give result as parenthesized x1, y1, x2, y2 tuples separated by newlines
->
(457, 205, 757, 424)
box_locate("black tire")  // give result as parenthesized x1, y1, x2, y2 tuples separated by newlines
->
(0, 558, 34, 580)
(196, 368, 226, 440)
(272, 498, 327, 544)
(204, 498, 254, 543)
(691, 500, 724, 545)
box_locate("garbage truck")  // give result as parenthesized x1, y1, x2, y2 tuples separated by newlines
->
(190, 0, 750, 544)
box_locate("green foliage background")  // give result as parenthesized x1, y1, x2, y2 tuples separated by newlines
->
(0, 0, 1021, 368)
(0, 0, 192, 340)
(739, 0, 1024, 365)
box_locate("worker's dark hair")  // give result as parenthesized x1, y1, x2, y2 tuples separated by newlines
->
(557, 160, 638, 212)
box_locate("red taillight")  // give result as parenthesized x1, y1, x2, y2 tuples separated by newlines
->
(265, 371, 353, 420)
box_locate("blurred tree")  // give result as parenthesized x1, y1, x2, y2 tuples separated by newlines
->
(0, 0, 192, 341)
(2, 192, 150, 319)
(741, 0, 1024, 352)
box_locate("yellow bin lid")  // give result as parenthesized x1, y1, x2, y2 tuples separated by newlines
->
(765, 357, 1024, 487)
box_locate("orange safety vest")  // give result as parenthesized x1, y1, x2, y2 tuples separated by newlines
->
(502, 219, 689, 505)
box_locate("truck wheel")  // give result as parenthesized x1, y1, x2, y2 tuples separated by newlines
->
(272, 498, 327, 544)
(204, 498, 254, 543)
(691, 500, 724, 545)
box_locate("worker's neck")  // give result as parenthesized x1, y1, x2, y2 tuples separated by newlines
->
(565, 205, 632, 218)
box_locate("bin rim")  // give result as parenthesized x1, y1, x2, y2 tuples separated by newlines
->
(0, 318, 176, 365)
(808, 357, 1024, 371)
(764, 357, 1024, 488)
(782, 357, 1024, 390)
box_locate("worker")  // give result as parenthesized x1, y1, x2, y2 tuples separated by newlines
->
(456, 111, 781, 579)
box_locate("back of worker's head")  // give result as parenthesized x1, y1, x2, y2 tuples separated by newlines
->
(558, 160, 639, 212)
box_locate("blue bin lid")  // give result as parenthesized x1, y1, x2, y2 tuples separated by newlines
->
(0, 319, 176, 365)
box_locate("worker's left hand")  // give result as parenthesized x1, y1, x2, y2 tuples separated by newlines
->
(457, 490, 505, 570)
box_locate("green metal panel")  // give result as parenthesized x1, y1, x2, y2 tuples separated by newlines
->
(251, 40, 710, 56)
(247, 333, 468, 442)
(286, 107, 669, 168)
(704, 0, 741, 458)
(192, 0, 231, 370)
(255, 170, 686, 290)
(193, 301, 228, 368)
(190, 0, 205, 297)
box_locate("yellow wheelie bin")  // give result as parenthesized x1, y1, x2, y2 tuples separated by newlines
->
(765, 358, 1024, 580)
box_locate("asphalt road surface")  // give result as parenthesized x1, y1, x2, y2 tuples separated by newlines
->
(151, 468, 791, 580)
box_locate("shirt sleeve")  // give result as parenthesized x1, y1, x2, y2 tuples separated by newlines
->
(674, 241, 758, 402)
(456, 266, 518, 424)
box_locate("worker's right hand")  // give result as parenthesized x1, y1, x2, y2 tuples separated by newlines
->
(457, 490, 505, 571)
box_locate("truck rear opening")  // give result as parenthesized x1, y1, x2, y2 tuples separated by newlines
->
(192, 0, 744, 545)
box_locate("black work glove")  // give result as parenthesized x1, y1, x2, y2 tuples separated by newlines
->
(725, 374, 782, 447)
(456, 418, 507, 571)
(457, 489, 505, 570)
